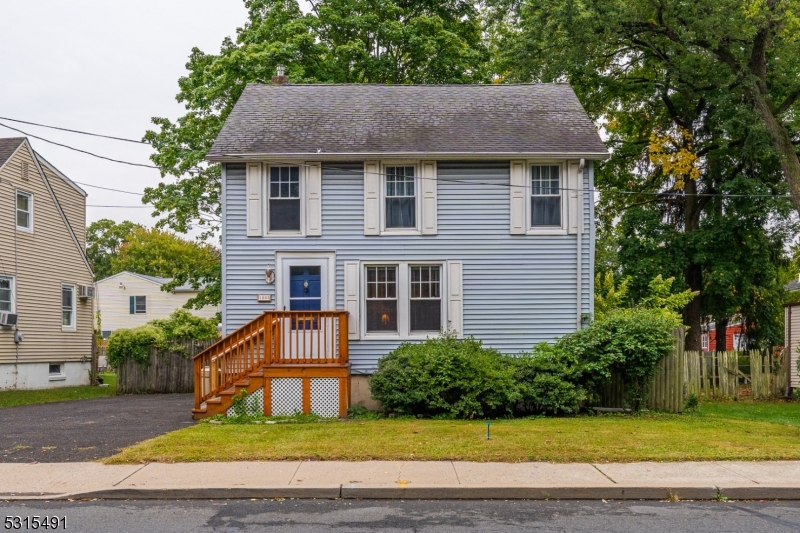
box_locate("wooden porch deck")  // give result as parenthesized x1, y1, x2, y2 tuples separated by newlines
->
(191, 310, 349, 419)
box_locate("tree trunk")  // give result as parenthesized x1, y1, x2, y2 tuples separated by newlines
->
(715, 317, 729, 353)
(749, 88, 800, 213)
(684, 263, 703, 351)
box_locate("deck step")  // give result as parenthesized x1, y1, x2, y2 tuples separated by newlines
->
(233, 378, 251, 387)
(206, 397, 222, 405)
(219, 387, 237, 396)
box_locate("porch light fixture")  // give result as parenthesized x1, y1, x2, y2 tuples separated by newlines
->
(265, 266, 275, 284)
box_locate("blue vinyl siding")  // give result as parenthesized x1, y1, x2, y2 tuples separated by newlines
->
(222, 161, 594, 374)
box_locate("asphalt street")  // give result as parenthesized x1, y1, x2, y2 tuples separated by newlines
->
(1, 499, 799, 532)
(0, 394, 195, 462)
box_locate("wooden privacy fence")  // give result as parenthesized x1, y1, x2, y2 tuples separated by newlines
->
(684, 348, 787, 400)
(117, 340, 216, 394)
(600, 328, 685, 412)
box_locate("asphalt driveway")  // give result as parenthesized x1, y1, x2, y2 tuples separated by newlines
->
(0, 394, 195, 462)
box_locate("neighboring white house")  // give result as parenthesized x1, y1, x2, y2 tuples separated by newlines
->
(95, 271, 219, 337)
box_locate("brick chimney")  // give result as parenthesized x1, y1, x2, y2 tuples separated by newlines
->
(271, 65, 289, 85)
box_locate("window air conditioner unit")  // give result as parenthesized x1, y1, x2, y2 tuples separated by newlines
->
(0, 312, 18, 327)
(78, 285, 95, 299)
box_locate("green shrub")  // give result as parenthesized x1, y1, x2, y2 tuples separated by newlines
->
(106, 325, 164, 368)
(150, 309, 219, 341)
(370, 333, 520, 419)
(558, 308, 680, 410)
(511, 345, 585, 416)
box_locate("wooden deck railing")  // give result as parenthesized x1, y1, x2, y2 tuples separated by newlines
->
(193, 310, 349, 408)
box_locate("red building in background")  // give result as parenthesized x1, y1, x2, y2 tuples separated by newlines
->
(701, 321, 747, 351)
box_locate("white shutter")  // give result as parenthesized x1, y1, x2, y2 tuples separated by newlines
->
(509, 160, 526, 234)
(305, 161, 322, 236)
(344, 261, 360, 339)
(364, 161, 380, 235)
(246, 163, 263, 237)
(447, 261, 463, 338)
(567, 161, 581, 234)
(420, 161, 438, 235)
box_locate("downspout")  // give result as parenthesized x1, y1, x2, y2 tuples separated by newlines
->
(576, 159, 585, 329)
(787, 305, 792, 398)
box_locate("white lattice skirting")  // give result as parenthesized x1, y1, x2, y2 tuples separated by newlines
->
(226, 387, 265, 417)
(270, 378, 304, 416)
(310, 378, 340, 418)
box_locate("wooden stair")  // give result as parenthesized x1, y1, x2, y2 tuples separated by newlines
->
(191, 370, 266, 420)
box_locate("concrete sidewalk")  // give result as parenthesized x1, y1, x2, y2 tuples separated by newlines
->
(1, 461, 799, 501)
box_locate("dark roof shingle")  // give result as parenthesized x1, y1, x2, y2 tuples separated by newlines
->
(208, 84, 608, 158)
(0, 137, 25, 168)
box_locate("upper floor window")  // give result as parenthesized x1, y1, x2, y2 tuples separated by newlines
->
(129, 295, 147, 314)
(385, 166, 416, 229)
(0, 275, 13, 312)
(62, 284, 75, 331)
(269, 166, 301, 232)
(16, 191, 32, 232)
(530, 165, 561, 227)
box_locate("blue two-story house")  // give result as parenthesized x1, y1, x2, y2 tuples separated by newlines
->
(191, 82, 607, 419)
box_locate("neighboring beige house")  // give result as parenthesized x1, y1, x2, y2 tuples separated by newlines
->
(95, 271, 219, 336)
(0, 137, 94, 390)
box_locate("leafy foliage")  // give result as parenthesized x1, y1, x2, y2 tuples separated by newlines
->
(510, 345, 585, 416)
(105, 309, 219, 367)
(86, 219, 142, 280)
(369, 333, 520, 419)
(106, 325, 164, 368)
(149, 309, 219, 341)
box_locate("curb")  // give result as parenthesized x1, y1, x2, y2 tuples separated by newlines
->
(7, 485, 800, 501)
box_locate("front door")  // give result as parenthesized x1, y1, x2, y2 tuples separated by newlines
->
(277, 256, 333, 361)
(289, 266, 322, 312)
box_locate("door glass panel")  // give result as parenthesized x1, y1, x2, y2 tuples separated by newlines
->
(289, 265, 322, 329)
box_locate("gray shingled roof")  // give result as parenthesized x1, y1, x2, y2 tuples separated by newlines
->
(207, 84, 608, 159)
(127, 273, 204, 293)
(786, 278, 800, 292)
(0, 137, 25, 168)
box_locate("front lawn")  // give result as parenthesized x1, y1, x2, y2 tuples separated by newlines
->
(0, 372, 116, 409)
(106, 400, 800, 464)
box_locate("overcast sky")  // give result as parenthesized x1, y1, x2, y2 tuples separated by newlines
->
(0, 0, 253, 232)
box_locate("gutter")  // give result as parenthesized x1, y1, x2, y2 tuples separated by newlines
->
(208, 151, 611, 163)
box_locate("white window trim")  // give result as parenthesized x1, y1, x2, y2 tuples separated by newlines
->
(15, 190, 34, 233)
(61, 283, 76, 332)
(527, 161, 568, 236)
(264, 164, 305, 237)
(379, 161, 422, 236)
(48, 363, 66, 381)
(0, 274, 15, 314)
(361, 260, 447, 340)
(701, 333, 709, 350)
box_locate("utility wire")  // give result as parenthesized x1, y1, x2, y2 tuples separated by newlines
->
(0, 116, 147, 144)
(1, 117, 792, 200)
(245, 156, 797, 200)
(73, 181, 144, 195)
(0, 122, 159, 169)
(87, 204, 152, 208)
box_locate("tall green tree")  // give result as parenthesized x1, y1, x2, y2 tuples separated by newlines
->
(491, 0, 798, 349)
(86, 219, 143, 280)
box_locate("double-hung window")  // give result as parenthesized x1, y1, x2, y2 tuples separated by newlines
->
(269, 166, 301, 232)
(410, 266, 441, 332)
(530, 165, 561, 227)
(366, 266, 398, 332)
(130, 295, 147, 314)
(16, 191, 32, 232)
(385, 166, 416, 229)
(61, 284, 75, 330)
(364, 264, 443, 336)
(0, 275, 13, 312)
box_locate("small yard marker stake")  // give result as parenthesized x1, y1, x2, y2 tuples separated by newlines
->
(486, 421, 491, 440)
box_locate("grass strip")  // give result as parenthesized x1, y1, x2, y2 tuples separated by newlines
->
(106, 402, 800, 464)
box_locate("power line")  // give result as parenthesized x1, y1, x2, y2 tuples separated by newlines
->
(0, 116, 147, 144)
(73, 181, 144, 195)
(0, 122, 159, 169)
(247, 156, 797, 200)
(87, 204, 152, 208)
